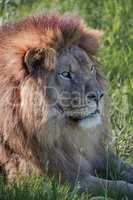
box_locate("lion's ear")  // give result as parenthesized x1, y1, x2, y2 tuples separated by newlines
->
(79, 29, 103, 55)
(24, 48, 56, 73)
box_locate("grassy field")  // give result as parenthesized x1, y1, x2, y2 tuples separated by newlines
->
(0, 0, 133, 199)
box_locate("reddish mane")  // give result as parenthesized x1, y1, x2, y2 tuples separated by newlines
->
(0, 14, 102, 85)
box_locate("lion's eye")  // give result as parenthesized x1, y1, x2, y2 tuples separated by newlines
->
(60, 71, 72, 79)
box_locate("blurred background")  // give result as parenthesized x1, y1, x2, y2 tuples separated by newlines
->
(0, 0, 133, 161)
(0, 1, 133, 199)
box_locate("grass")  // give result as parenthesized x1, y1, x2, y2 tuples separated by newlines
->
(0, 0, 133, 199)
(0, 175, 115, 200)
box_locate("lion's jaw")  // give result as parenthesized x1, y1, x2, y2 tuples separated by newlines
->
(63, 99, 104, 129)
(78, 113, 101, 129)
(60, 108, 102, 130)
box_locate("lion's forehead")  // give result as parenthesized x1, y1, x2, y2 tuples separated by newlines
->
(57, 46, 94, 74)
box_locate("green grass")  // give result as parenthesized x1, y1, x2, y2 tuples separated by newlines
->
(0, 175, 115, 200)
(0, 0, 133, 199)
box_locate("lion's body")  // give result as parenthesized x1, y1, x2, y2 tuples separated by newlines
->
(0, 14, 133, 199)
(0, 14, 105, 181)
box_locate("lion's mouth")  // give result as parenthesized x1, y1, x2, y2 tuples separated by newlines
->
(55, 104, 101, 121)
(69, 109, 100, 121)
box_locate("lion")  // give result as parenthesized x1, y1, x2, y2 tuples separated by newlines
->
(0, 14, 133, 199)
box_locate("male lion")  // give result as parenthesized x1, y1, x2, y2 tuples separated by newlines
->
(0, 14, 133, 199)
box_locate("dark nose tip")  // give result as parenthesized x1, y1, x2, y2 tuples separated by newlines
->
(87, 90, 104, 102)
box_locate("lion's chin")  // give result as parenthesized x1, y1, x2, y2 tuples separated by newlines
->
(78, 113, 101, 129)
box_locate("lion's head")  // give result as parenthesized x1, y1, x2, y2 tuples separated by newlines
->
(23, 44, 104, 130)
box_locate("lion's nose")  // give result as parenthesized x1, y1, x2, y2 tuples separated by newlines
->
(87, 90, 104, 103)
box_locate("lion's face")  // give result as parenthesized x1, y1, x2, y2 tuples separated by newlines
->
(46, 46, 104, 128)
